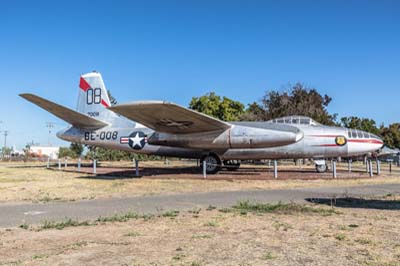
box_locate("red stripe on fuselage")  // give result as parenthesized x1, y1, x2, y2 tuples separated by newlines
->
(312, 144, 338, 147)
(309, 134, 338, 138)
(348, 139, 383, 145)
(79, 77, 91, 92)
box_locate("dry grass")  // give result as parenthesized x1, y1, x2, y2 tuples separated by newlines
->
(1, 202, 400, 266)
(0, 162, 400, 203)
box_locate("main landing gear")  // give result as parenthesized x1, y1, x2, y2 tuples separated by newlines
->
(223, 160, 241, 171)
(200, 154, 222, 174)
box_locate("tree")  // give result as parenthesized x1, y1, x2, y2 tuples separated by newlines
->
(245, 83, 337, 125)
(70, 143, 84, 158)
(58, 147, 76, 158)
(340, 116, 380, 135)
(189, 92, 245, 121)
(379, 123, 400, 149)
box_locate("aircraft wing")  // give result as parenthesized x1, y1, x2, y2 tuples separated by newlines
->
(20, 93, 108, 129)
(109, 101, 231, 134)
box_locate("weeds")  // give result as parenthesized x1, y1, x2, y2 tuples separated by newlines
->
(229, 201, 339, 216)
(335, 233, 346, 241)
(124, 231, 140, 237)
(192, 233, 213, 239)
(204, 221, 218, 227)
(96, 212, 140, 223)
(261, 251, 276, 260)
(162, 210, 179, 218)
(40, 218, 91, 230)
(32, 254, 48, 260)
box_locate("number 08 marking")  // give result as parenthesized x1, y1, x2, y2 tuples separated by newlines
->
(87, 88, 101, 105)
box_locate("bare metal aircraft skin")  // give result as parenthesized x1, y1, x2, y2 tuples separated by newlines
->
(20, 72, 384, 173)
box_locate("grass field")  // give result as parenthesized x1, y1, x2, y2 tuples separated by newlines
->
(1, 161, 400, 265)
(0, 161, 400, 203)
(1, 199, 400, 266)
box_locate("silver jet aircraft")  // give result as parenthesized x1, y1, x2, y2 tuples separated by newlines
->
(20, 72, 384, 174)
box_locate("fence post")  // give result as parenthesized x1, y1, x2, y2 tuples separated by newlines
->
(58, 159, 61, 170)
(64, 159, 67, 168)
(389, 161, 392, 173)
(273, 160, 278, 179)
(376, 159, 381, 175)
(203, 160, 207, 179)
(348, 159, 352, 173)
(333, 160, 337, 178)
(368, 160, 373, 177)
(93, 159, 97, 174)
(77, 158, 81, 172)
(135, 159, 139, 177)
(47, 157, 50, 169)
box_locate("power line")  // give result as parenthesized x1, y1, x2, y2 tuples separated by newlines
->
(45, 122, 54, 146)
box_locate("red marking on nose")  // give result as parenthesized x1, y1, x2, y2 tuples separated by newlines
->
(79, 77, 91, 92)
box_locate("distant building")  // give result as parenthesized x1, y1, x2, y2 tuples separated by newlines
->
(29, 146, 59, 159)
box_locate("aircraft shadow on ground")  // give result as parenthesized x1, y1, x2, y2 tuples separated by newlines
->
(306, 197, 400, 210)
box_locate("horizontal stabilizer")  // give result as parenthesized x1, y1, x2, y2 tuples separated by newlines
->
(20, 93, 108, 129)
(109, 101, 231, 134)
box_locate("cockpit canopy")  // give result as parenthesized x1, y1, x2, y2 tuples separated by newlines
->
(268, 116, 321, 126)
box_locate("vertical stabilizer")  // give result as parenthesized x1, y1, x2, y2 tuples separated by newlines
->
(77, 72, 116, 123)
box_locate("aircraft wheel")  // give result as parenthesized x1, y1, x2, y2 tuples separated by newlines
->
(315, 163, 327, 173)
(223, 160, 241, 171)
(201, 154, 221, 174)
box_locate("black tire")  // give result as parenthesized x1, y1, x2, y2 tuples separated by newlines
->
(201, 154, 222, 174)
(315, 164, 327, 173)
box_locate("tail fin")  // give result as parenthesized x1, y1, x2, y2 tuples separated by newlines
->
(77, 72, 117, 123)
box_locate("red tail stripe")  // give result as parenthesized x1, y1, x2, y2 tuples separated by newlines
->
(79, 77, 91, 92)
(101, 99, 110, 108)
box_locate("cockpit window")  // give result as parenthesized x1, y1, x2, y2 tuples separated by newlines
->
(363, 132, 369, 138)
(351, 130, 357, 138)
(357, 131, 363, 138)
(268, 116, 319, 126)
(300, 118, 309, 124)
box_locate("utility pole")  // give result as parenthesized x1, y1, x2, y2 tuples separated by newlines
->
(46, 122, 54, 146)
(2, 130, 8, 159)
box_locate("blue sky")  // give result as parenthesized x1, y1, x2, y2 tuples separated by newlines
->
(0, 0, 399, 149)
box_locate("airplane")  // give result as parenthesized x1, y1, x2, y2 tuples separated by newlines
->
(20, 71, 384, 174)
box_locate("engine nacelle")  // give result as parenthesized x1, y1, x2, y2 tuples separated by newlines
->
(148, 125, 303, 149)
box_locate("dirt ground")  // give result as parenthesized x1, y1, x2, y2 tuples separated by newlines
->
(1, 161, 400, 265)
(0, 161, 400, 203)
(1, 200, 400, 266)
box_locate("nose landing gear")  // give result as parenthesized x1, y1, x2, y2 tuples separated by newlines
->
(314, 159, 328, 173)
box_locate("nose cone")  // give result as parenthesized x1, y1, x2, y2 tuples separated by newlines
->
(347, 130, 384, 156)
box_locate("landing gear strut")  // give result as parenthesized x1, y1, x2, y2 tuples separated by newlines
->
(223, 160, 241, 171)
(201, 154, 221, 174)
